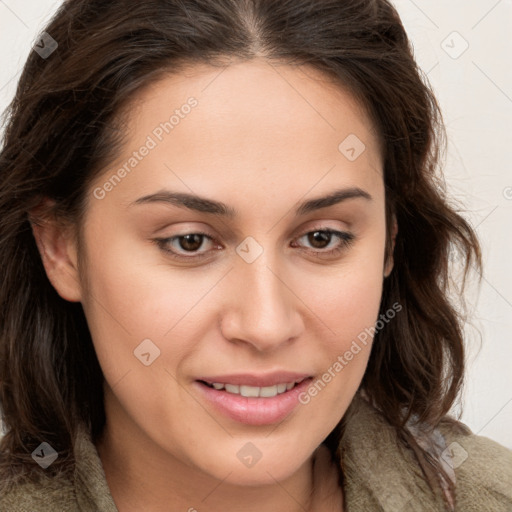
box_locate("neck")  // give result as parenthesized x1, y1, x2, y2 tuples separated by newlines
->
(96, 422, 342, 512)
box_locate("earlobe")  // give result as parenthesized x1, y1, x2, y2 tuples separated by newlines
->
(29, 202, 82, 303)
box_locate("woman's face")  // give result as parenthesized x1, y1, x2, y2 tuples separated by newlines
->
(56, 59, 392, 484)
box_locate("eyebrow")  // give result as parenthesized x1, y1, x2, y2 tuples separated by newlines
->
(129, 186, 372, 217)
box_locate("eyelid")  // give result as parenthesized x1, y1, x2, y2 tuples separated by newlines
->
(292, 227, 355, 254)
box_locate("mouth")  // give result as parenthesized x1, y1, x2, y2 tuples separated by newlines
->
(194, 375, 314, 426)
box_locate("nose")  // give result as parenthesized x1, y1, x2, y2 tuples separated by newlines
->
(220, 255, 304, 353)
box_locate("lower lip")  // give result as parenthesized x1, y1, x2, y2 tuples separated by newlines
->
(194, 378, 313, 426)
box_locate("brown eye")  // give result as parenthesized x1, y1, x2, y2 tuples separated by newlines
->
(154, 231, 218, 260)
(307, 230, 334, 249)
(176, 234, 207, 252)
(293, 228, 355, 257)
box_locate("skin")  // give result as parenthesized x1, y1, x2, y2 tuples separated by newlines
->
(32, 58, 397, 511)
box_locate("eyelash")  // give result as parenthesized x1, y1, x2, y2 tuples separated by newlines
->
(153, 227, 355, 262)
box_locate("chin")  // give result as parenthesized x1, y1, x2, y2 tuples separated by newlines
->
(218, 464, 299, 487)
(195, 446, 308, 487)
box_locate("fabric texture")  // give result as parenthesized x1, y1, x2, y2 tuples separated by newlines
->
(1, 394, 511, 511)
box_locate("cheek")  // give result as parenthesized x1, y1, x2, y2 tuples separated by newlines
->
(79, 232, 220, 393)
(295, 277, 381, 431)
(302, 251, 385, 341)
(295, 249, 385, 401)
(78, 235, 167, 381)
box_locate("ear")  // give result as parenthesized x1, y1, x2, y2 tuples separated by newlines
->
(384, 215, 398, 278)
(29, 199, 82, 302)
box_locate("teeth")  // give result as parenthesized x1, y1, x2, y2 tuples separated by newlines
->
(206, 379, 303, 397)
(259, 385, 278, 398)
(241, 385, 262, 397)
(225, 384, 239, 394)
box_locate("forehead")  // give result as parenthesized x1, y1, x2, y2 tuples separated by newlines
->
(92, 59, 384, 214)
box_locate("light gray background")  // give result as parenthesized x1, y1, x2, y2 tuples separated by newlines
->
(0, 1, 511, 448)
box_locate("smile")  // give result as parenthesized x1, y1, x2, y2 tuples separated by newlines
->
(200, 377, 308, 398)
(195, 375, 314, 425)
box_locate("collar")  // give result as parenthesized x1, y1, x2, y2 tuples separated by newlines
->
(339, 393, 451, 511)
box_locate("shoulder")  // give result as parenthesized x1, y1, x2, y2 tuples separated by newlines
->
(341, 394, 512, 511)
(0, 473, 78, 512)
(437, 419, 512, 511)
(0, 423, 117, 512)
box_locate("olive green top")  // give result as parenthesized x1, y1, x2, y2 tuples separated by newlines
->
(1, 394, 511, 511)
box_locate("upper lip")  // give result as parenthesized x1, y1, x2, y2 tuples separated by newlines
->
(198, 372, 312, 387)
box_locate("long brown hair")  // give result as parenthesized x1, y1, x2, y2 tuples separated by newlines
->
(0, 0, 481, 501)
